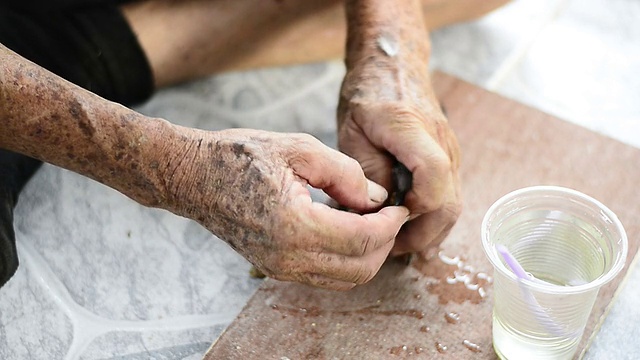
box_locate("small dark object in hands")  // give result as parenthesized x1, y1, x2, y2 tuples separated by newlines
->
(389, 161, 414, 265)
(389, 162, 412, 206)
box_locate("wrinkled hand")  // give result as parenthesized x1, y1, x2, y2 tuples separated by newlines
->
(337, 63, 462, 256)
(161, 127, 409, 290)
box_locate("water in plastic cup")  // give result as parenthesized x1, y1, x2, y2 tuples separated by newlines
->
(481, 186, 627, 360)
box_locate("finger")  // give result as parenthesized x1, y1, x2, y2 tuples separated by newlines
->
(258, 236, 394, 289)
(288, 236, 395, 286)
(308, 237, 395, 285)
(260, 266, 357, 291)
(299, 273, 357, 291)
(338, 118, 395, 190)
(264, 250, 391, 290)
(393, 129, 451, 214)
(391, 191, 461, 255)
(288, 133, 388, 211)
(391, 211, 452, 255)
(352, 104, 455, 214)
(299, 201, 409, 257)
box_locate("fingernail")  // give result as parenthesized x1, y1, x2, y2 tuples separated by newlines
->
(367, 179, 388, 203)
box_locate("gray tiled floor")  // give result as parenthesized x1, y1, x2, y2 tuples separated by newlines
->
(1, 0, 639, 359)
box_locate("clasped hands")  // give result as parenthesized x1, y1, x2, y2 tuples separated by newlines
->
(165, 65, 461, 291)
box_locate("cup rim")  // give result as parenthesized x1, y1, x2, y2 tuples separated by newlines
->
(481, 185, 628, 294)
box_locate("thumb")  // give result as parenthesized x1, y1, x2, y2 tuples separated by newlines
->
(288, 135, 388, 211)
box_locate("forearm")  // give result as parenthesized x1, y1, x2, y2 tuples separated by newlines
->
(343, 0, 437, 106)
(0, 44, 176, 208)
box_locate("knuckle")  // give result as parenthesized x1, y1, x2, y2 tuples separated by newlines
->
(413, 155, 452, 214)
(334, 155, 362, 183)
(415, 194, 443, 214)
(345, 157, 366, 188)
(356, 234, 373, 257)
(287, 133, 320, 159)
(294, 132, 320, 147)
(350, 266, 374, 285)
(429, 197, 461, 223)
(344, 156, 362, 173)
(445, 199, 463, 224)
(430, 151, 452, 179)
(447, 133, 462, 169)
(351, 224, 374, 255)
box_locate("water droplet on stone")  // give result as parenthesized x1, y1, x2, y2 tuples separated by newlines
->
(436, 342, 448, 353)
(438, 252, 461, 265)
(445, 312, 460, 324)
(463, 339, 481, 352)
(465, 282, 480, 291)
(478, 287, 487, 298)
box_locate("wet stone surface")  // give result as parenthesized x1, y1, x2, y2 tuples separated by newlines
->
(205, 72, 640, 360)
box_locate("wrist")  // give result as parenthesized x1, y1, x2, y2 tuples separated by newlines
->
(132, 117, 183, 208)
(151, 125, 227, 218)
(344, 0, 430, 66)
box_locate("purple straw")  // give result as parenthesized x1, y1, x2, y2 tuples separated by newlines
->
(496, 244, 578, 338)
(496, 245, 547, 285)
(496, 245, 532, 280)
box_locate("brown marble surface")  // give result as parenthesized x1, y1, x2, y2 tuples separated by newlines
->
(204, 72, 640, 360)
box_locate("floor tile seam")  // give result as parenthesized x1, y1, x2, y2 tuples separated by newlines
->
(15, 239, 236, 360)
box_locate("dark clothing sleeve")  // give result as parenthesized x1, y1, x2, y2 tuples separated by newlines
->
(0, 1, 154, 287)
(2, 0, 136, 12)
(0, 3, 153, 104)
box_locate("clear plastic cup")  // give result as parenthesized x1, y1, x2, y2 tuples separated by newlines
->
(481, 186, 628, 360)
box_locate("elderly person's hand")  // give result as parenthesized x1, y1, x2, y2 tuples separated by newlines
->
(164, 128, 410, 290)
(0, 44, 409, 291)
(338, 0, 462, 256)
